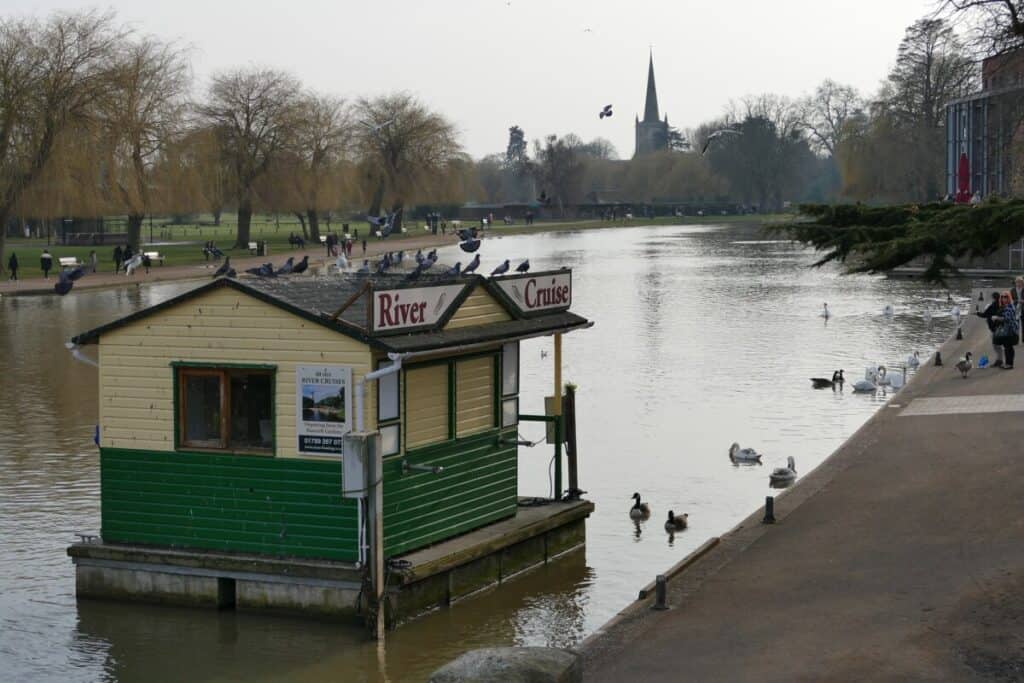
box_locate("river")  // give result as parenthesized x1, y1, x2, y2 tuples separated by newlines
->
(0, 222, 965, 681)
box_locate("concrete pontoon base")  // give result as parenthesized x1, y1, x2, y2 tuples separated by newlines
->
(68, 498, 593, 627)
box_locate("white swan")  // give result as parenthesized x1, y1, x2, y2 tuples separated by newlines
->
(907, 351, 920, 369)
(729, 442, 762, 462)
(852, 376, 877, 393)
(874, 365, 891, 386)
(821, 303, 831, 319)
(769, 456, 797, 485)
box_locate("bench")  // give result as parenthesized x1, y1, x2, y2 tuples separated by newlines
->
(319, 235, 327, 243)
(58, 257, 82, 270)
(248, 242, 259, 254)
(143, 251, 164, 265)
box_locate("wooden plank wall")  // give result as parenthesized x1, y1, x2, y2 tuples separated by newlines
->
(456, 356, 495, 437)
(405, 364, 448, 449)
(444, 288, 511, 329)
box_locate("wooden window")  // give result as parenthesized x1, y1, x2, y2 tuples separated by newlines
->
(405, 364, 449, 449)
(178, 367, 274, 453)
(456, 356, 495, 437)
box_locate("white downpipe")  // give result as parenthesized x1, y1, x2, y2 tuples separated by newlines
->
(355, 352, 407, 433)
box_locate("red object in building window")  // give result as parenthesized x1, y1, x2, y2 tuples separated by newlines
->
(955, 152, 972, 204)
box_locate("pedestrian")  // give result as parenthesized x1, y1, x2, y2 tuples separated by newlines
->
(7, 252, 17, 281)
(89, 250, 98, 273)
(113, 244, 123, 274)
(40, 248, 53, 279)
(123, 244, 132, 264)
(325, 233, 334, 257)
(142, 252, 152, 274)
(977, 291, 1005, 367)
(361, 239, 367, 255)
(992, 291, 1019, 370)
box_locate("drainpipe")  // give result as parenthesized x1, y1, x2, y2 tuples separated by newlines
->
(355, 352, 407, 433)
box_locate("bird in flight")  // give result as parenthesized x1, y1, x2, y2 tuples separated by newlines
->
(701, 129, 742, 155)
(359, 118, 394, 135)
(599, 104, 613, 119)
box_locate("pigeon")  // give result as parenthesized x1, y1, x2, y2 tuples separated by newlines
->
(415, 249, 424, 264)
(491, 259, 510, 276)
(427, 248, 437, 261)
(245, 262, 276, 277)
(213, 257, 231, 278)
(463, 254, 481, 274)
(66, 266, 86, 281)
(54, 270, 74, 296)
(701, 129, 743, 155)
(225, 268, 236, 278)
(445, 262, 462, 277)
(274, 257, 294, 276)
(955, 352, 973, 379)
(459, 238, 481, 253)
(515, 259, 530, 273)
(396, 250, 405, 264)
(291, 255, 309, 275)
(599, 104, 613, 119)
(457, 228, 475, 242)
(357, 260, 370, 275)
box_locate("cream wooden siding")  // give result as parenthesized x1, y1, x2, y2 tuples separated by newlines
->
(97, 287, 372, 456)
(444, 288, 511, 329)
(456, 356, 495, 437)
(405, 364, 449, 449)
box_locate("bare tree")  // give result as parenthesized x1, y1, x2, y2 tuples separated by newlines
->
(531, 134, 584, 216)
(799, 80, 863, 156)
(196, 67, 302, 248)
(940, 1, 1024, 55)
(290, 92, 352, 241)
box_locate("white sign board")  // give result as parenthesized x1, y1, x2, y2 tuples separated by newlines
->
(494, 271, 572, 315)
(371, 284, 464, 333)
(296, 365, 353, 455)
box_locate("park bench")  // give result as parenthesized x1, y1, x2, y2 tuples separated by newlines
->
(248, 242, 259, 254)
(143, 251, 164, 266)
(319, 235, 327, 244)
(58, 256, 82, 270)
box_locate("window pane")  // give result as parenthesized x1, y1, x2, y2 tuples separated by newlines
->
(230, 372, 273, 450)
(380, 424, 400, 456)
(502, 342, 519, 396)
(502, 397, 519, 428)
(183, 374, 223, 447)
(378, 360, 399, 421)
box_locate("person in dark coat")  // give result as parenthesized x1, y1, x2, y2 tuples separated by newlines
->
(40, 249, 53, 279)
(113, 244, 123, 273)
(992, 291, 1020, 369)
(977, 291, 1005, 367)
(7, 252, 18, 280)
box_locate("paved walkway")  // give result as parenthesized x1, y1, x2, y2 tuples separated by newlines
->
(583, 317, 1024, 681)
(0, 232, 454, 297)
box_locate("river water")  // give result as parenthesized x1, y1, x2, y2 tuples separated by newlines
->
(0, 223, 966, 681)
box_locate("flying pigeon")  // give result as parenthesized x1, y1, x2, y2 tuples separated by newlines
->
(701, 129, 743, 155)
(515, 259, 530, 273)
(213, 256, 231, 278)
(491, 259, 510, 276)
(456, 228, 475, 242)
(274, 256, 295, 276)
(359, 117, 394, 135)
(463, 254, 481, 274)
(599, 104, 613, 119)
(54, 270, 74, 296)
(291, 255, 309, 275)
(459, 238, 481, 253)
(445, 262, 462, 277)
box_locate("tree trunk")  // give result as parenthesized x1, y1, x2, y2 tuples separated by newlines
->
(295, 212, 308, 240)
(212, 208, 222, 226)
(390, 202, 404, 231)
(0, 206, 9, 275)
(306, 209, 320, 242)
(367, 180, 385, 217)
(127, 213, 143, 252)
(236, 198, 252, 248)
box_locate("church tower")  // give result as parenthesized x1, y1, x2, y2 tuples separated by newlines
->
(634, 52, 670, 157)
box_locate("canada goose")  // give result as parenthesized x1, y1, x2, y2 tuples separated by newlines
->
(956, 352, 973, 378)
(883, 303, 895, 317)
(907, 351, 920, 369)
(769, 456, 797, 485)
(810, 370, 844, 389)
(728, 443, 762, 462)
(664, 510, 688, 531)
(821, 303, 831, 319)
(630, 492, 651, 520)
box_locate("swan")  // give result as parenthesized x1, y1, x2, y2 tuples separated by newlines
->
(907, 351, 920, 369)
(810, 370, 844, 389)
(875, 365, 892, 386)
(629, 492, 651, 520)
(852, 376, 877, 393)
(664, 510, 688, 532)
(821, 303, 831, 319)
(729, 443, 762, 462)
(769, 456, 797, 485)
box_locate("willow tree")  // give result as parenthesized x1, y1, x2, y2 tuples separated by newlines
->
(196, 68, 302, 247)
(353, 93, 460, 224)
(290, 93, 352, 241)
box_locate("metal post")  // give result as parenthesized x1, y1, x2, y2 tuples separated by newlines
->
(763, 496, 776, 524)
(564, 384, 580, 499)
(553, 333, 563, 500)
(365, 432, 385, 640)
(554, 417, 563, 500)
(652, 575, 668, 610)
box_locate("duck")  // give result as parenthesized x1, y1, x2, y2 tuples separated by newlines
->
(664, 510, 688, 532)
(728, 442, 762, 463)
(907, 351, 920, 369)
(955, 352, 973, 379)
(883, 303, 895, 317)
(810, 370, 844, 389)
(629, 492, 651, 520)
(821, 303, 831, 319)
(769, 456, 797, 485)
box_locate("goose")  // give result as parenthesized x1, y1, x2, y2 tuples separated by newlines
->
(629, 493, 651, 520)
(907, 351, 920, 369)
(664, 510, 688, 532)
(769, 456, 797, 485)
(883, 303, 895, 317)
(955, 352, 973, 379)
(729, 442, 762, 462)
(810, 370, 844, 389)
(820, 303, 831, 319)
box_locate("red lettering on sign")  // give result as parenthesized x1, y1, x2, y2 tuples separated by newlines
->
(376, 293, 434, 328)
(523, 278, 570, 309)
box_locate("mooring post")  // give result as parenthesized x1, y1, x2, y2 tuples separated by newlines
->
(956, 325, 963, 340)
(652, 575, 669, 610)
(763, 496, 776, 524)
(552, 333, 563, 500)
(563, 384, 580, 500)
(935, 351, 943, 367)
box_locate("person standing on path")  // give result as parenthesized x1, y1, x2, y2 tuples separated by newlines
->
(7, 252, 17, 281)
(992, 291, 1019, 370)
(977, 291, 1005, 367)
(113, 245, 123, 274)
(361, 239, 367, 255)
(89, 250, 98, 273)
(40, 249, 52, 279)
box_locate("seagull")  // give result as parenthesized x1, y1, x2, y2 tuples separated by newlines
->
(274, 257, 294, 276)
(491, 260, 510, 276)
(463, 254, 481, 274)
(700, 129, 742, 155)
(515, 259, 530, 273)
(291, 255, 309, 275)
(213, 257, 231, 278)
(65, 342, 98, 367)
(956, 352, 973, 378)
(599, 104, 613, 119)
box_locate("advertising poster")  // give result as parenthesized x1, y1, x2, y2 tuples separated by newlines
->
(296, 365, 352, 455)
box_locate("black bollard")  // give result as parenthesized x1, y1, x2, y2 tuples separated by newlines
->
(763, 496, 776, 524)
(956, 326, 963, 340)
(652, 574, 669, 610)
(935, 351, 943, 367)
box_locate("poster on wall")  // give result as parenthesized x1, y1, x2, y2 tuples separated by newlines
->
(296, 365, 353, 455)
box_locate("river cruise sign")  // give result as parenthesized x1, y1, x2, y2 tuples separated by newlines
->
(492, 270, 572, 317)
(370, 283, 466, 334)
(296, 365, 353, 455)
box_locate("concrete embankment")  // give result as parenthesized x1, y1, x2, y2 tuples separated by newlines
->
(582, 316, 1024, 681)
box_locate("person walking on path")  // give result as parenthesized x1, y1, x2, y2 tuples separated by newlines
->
(7, 252, 17, 281)
(992, 291, 1019, 369)
(361, 239, 367, 255)
(113, 245, 123, 274)
(40, 249, 52, 279)
(977, 291, 1005, 367)
(89, 250, 98, 273)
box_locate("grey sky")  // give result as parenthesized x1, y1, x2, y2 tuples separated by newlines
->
(11, 0, 936, 158)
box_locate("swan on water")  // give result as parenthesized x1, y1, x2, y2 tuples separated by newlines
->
(821, 303, 831, 319)
(664, 510, 688, 532)
(811, 370, 844, 389)
(729, 443, 762, 462)
(852, 372, 878, 392)
(907, 351, 920, 369)
(769, 456, 797, 485)
(629, 492, 651, 520)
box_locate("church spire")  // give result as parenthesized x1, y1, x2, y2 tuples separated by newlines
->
(643, 50, 660, 123)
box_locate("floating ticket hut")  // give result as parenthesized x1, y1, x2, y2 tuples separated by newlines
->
(67, 268, 593, 629)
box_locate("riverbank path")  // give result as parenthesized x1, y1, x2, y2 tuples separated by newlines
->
(583, 316, 1024, 681)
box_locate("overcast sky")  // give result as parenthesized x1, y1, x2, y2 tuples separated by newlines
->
(10, 0, 937, 158)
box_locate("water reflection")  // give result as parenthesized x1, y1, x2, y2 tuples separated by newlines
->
(0, 222, 964, 680)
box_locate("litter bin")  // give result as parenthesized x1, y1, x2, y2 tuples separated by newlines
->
(258, 240, 269, 257)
